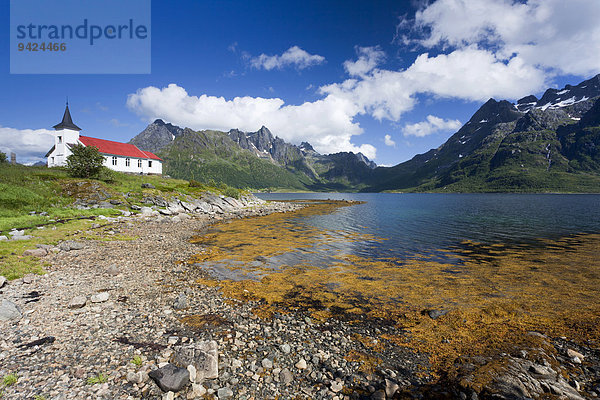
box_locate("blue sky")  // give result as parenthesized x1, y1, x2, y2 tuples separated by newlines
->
(1, 0, 599, 165)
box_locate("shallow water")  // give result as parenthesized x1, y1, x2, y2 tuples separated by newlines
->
(254, 193, 600, 259)
(190, 193, 600, 367)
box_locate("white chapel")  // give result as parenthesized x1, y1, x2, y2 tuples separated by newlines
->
(46, 103, 162, 175)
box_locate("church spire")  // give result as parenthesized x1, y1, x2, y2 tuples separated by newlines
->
(53, 102, 81, 131)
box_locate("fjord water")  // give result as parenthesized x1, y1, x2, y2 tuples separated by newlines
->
(255, 193, 600, 259)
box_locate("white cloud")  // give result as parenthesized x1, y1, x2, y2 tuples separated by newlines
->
(344, 46, 386, 77)
(0, 126, 54, 164)
(403, 115, 462, 137)
(128, 1, 598, 162)
(384, 134, 396, 147)
(409, 0, 600, 77)
(127, 84, 376, 159)
(250, 46, 326, 71)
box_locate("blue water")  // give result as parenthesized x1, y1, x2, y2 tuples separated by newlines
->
(255, 193, 600, 259)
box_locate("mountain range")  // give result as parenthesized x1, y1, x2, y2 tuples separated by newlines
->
(129, 74, 600, 192)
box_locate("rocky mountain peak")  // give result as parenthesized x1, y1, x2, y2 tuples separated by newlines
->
(356, 152, 377, 169)
(128, 119, 184, 153)
(516, 73, 600, 113)
(469, 98, 522, 125)
(299, 142, 315, 153)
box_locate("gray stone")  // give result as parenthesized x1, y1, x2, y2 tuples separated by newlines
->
(90, 292, 109, 303)
(217, 387, 233, 398)
(149, 363, 189, 392)
(295, 358, 307, 370)
(0, 276, 6, 288)
(331, 380, 343, 393)
(173, 341, 218, 382)
(280, 368, 293, 385)
(567, 349, 584, 361)
(371, 390, 386, 400)
(23, 248, 47, 257)
(0, 235, 8, 241)
(127, 371, 142, 384)
(0, 299, 22, 322)
(22, 275, 34, 284)
(141, 183, 155, 189)
(11, 235, 32, 241)
(187, 365, 197, 383)
(191, 383, 206, 397)
(427, 309, 449, 319)
(59, 241, 84, 251)
(261, 358, 273, 369)
(385, 378, 399, 397)
(140, 206, 154, 216)
(106, 264, 120, 276)
(68, 295, 87, 309)
(280, 343, 291, 354)
(173, 293, 187, 309)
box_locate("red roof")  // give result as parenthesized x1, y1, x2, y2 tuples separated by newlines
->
(79, 136, 163, 161)
(142, 150, 162, 161)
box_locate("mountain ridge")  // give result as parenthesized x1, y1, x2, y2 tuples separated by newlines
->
(128, 73, 600, 192)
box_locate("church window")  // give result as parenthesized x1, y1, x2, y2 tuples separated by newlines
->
(137, 159, 142, 168)
(112, 156, 117, 166)
(148, 160, 153, 168)
(125, 158, 130, 167)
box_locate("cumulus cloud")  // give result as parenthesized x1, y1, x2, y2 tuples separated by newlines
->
(403, 115, 462, 137)
(127, 84, 376, 159)
(344, 46, 386, 77)
(0, 126, 54, 164)
(408, 0, 600, 77)
(384, 134, 396, 147)
(250, 46, 326, 71)
(127, 2, 598, 162)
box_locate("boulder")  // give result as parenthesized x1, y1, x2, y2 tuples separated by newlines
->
(90, 292, 110, 303)
(148, 363, 190, 392)
(141, 183, 155, 189)
(68, 295, 87, 309)
(23, 248, 47, 257)
(59, 241, 84, 251)
(173, 340, 218, 382)
(0, 299, 22, 322)
(0, 276, 6, 288)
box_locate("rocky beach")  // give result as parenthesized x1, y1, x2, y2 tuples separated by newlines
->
(1, 195, 599, 400)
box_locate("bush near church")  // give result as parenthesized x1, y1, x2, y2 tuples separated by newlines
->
(66, 144, 105, 178)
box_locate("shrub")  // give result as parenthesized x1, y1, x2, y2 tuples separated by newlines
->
(97, 167, 117, 183)
(0, 151, 7, 163)
(66, 144, 105, 178)
(188, 179, 205, 188)
(223, 186, 241, 199)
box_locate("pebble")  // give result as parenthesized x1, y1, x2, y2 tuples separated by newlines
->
(68, 295, 87, 309)
(295, 358, 307, 370)
(218, 387, 234, 398)
(261, 358, 273, 369)
(0, 299, 22, 321)
(90, 291, 109, 303)
(23, 248, 48, 257)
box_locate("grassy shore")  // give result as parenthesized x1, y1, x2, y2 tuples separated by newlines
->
(0, 164, 244, 279)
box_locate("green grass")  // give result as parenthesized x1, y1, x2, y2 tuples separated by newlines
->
(131, 355, 143, 366)
(2, 374, 17, 387)
(0, 164, 248, 280)
(86, 373, 107, 385)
